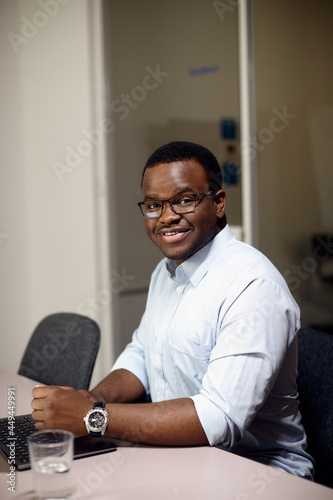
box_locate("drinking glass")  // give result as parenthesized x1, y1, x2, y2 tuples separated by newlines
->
(28, 429, 74, 500)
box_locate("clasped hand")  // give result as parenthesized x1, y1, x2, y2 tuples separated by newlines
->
(31, 385, 103, 436)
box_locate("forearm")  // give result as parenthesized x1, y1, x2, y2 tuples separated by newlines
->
(90, 369, 146, 403)
(105, 397, 209, 446)
(32, 385, 208, 445)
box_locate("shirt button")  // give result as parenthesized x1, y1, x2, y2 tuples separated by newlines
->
(157, 388, 162, 397)
(155, 354, 160, 362)
(163, 320, 168, 328)
(176, 286, 182, 294)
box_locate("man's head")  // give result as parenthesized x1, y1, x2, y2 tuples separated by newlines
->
(139, 141, 227, 265)
(141, 141, 223, 193)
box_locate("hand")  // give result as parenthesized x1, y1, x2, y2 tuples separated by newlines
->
(31, 386, 92, 436)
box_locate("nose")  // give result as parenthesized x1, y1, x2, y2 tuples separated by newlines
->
(159, 201, 182, 223)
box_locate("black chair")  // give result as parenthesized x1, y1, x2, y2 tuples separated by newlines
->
(18, 313, 100, 390)
(297, 327, 333, 488)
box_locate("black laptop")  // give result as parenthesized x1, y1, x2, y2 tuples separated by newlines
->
(0, 413, 117, 470)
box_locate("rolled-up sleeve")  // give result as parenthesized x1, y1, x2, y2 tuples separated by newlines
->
(191, 279, 299, 448)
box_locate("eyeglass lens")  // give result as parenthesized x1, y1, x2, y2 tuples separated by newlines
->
(143, 195, 197, 218)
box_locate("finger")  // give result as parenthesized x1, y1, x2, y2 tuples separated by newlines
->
(34, 419, 46, 430)
(31, 397, 46, 411)
(31, 409, 44, 423)
(32, 385, 73, 398)
(32, 385, 52, 398)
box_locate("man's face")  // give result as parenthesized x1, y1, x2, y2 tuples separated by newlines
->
(141, 160, 226, 265)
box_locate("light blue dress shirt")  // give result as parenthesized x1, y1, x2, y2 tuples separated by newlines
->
(112, 225, 314, 479)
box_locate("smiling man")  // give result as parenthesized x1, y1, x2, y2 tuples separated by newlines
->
(32, 141, 314, 480)
(139, 159, 226, 263)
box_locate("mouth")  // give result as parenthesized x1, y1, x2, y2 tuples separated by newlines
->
(158, 228, 191, 242)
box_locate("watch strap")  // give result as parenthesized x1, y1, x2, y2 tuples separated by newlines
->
(93, 402, 106, 409)
(90, 430, 102, 437)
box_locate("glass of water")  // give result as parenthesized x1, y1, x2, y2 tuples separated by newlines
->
(28, 429, 74, 500)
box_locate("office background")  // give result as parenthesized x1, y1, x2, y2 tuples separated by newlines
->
(1, 0, 332, 386)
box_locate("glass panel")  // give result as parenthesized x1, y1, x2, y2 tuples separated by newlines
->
(103, 1, 240, 353)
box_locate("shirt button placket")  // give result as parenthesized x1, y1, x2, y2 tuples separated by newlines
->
(154, 275, 186, 401)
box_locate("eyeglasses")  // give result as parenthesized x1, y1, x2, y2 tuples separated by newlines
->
(138, 191, 213, 219)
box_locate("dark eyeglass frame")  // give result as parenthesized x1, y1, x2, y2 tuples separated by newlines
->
(137, 191, 214, 219)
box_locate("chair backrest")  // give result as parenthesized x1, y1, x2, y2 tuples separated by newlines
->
(297, 327, 333, 488)
(18, 313, 100, 390)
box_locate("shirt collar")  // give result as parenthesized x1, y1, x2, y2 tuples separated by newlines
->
(165, 225, 235, 287)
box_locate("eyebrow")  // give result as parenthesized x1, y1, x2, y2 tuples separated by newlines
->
(143, 187, 195, 201)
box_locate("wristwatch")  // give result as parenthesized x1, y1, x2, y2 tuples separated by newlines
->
(84, 402, 109, 437)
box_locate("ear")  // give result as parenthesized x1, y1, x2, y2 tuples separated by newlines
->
(213, 189, 226, 220)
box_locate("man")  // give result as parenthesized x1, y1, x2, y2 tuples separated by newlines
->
(32, 141, 314, 479)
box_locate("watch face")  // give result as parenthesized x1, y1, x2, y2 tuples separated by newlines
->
(88, 410, 106, 430)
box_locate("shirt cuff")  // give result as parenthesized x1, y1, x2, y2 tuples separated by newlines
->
(190, 392, 230, 447)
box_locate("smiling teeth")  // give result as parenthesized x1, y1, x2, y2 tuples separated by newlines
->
(165, 231, 179, 236)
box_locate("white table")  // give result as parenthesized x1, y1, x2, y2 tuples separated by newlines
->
(1, 369, 332, 500)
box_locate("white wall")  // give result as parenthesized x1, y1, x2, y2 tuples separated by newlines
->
(0, 0, 114, 386)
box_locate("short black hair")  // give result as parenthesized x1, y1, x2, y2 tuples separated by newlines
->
(142, 141, 222, 192)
